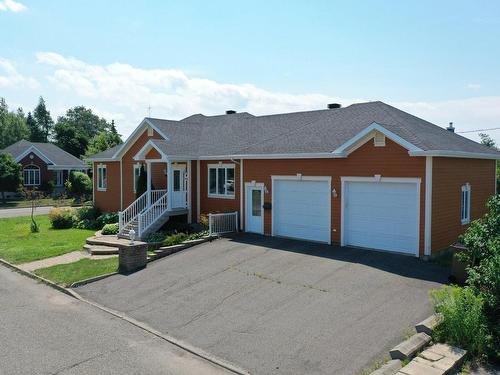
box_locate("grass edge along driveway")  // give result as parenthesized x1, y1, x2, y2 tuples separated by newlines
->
(0, 215, 94, 264)
(34, 257, 118, 287)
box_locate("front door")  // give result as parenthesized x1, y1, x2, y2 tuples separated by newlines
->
(246, 185, 264, 234)
(172, 165, 187, 208)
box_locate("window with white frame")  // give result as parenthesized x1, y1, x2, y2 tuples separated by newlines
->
(23, 165, 40, 186)
(208, 164, 235, 198)
(133, 164, 143, 192)
(55, 170, 64, 187)
(97, 165, 107, 191)
(461, 183, 471, 225)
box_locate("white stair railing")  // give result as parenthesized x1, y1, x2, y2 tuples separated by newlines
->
(208, 211, 239, 236)
(119, 189, 167, 233)
(138, 191, 169, 238)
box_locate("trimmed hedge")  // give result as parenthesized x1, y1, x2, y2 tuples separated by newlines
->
(101, 223, 119, 235)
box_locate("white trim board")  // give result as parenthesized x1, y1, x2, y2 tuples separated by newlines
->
(340, 176, 421, 257)
(15, 145, 55, 165)
(424, 157, 432, 256)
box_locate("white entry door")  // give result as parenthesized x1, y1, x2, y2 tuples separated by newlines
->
(172, 165, 187, 208)
(246, 185, 264, 234)
(342, 179, 419, 255)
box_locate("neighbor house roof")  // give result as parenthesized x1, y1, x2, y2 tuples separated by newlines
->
(1, 140, 87, 168)
(88, 101, 500, 160)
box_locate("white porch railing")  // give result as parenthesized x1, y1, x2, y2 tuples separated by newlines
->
(138, 191, 169, 237)
(208, 211, 239, 236)
(119, 189, 167, 232)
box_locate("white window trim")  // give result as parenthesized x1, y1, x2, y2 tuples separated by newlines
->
(461, 183, 471, 225)
(23, 165, 41, 186)
(97, 164, 107, 191)
(133, 163, 142, 193)
(55, 170, 64, 187)
(207, 163, 235, 199)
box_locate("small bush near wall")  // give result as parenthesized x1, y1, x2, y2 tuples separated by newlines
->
(101, 223, 119, 235)
(96, 212, 119, 229)
(48, 208, 75, 229)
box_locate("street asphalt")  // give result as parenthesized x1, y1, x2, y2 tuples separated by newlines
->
(0, 265, 234, 375)
(77, 234, 449, 375)
(0, 206, 56, 218)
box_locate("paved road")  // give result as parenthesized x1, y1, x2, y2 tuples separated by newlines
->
(0, 206, 57, 218)
(78, 234, 449, 375)
(0, 265, 234, 375)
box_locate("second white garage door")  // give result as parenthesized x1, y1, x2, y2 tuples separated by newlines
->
(342, 179, 419, 255)
(273, 178, 331, 243)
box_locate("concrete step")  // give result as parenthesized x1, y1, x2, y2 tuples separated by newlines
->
(396, 344, 466, 375)
(415, 314, 442, 336)
(390, 332, 431, 360)
(83, 244, 119, 255)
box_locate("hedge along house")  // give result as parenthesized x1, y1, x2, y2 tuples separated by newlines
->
(87, 101, 499, 257)
(1, 140, 88, 195)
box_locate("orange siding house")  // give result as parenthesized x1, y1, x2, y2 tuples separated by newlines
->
(88, 102, 499, 257)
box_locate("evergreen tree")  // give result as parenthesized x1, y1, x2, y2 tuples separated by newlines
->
(0, 153, 22, 203)
(0, 98, 29, 149)
(136, 165, 147, 198)
(33, 97, 54, 142)
(26, 111, 44, 142)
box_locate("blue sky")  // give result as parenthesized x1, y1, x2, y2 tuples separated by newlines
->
(1, 0, 499, 142)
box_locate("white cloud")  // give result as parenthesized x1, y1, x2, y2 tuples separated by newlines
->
(0, 58, 38, 89)
(467, 83, 481, 90)
(14, 51, 499, 145)
(35, 52, 355, 136)
(0, 0, 26, 12)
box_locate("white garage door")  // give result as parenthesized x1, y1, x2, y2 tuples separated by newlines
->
(343, 180, 419, 255)
(273, 179, 330, 243)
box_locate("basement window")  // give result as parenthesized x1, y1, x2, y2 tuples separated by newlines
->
(461, 183, 471, 225)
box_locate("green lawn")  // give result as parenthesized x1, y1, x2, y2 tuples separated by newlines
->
(34, 257, 118, 287)
(0, 198, 76, 209)
(0, 215, 95, 264)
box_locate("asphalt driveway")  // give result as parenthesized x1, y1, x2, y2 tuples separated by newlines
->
(77, 234, 448, 375)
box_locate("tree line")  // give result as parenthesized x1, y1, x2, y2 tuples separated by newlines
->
(0, 96, 123, 158)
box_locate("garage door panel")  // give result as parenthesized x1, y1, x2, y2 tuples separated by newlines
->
(273, 179, 330, 243)
(344, 181, 418, 255)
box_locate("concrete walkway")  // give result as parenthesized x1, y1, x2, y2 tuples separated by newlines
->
(18, 250, 116, 272)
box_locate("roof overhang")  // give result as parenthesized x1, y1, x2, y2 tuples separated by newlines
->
(409, 150, 500, 160)
(47, 165, 88, 170)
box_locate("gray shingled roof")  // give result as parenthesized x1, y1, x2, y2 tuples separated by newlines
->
(86, 144, 123, 160)
(91, 101, 500, 159)
(1, 140, 87, 167)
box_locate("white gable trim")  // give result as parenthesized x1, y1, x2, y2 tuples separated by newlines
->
(133, 139, 168, 161)
(15, 145, 55, 165)
(112, 118, 170, 159)
(332, 122, 423, 156)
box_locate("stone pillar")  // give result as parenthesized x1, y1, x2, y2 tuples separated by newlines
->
(118, 242, 148, 274)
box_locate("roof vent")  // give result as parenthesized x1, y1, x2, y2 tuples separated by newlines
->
(447, 122, 455, 132)
(327, 103, 341, 109)
(226, 110, 236, 115)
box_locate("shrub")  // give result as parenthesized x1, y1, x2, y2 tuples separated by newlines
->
(96, 212, 119, 229)
(431, 286, 491, 357)
(101, 223, 119, 235)
(76, 206, 101, 221)
(66, 171, 92, 202)
(146, 231, 168, 243)
(163, 232, 188, 246)
(457, 195, 500, 360)
(40, 180, 55, 195)
(74, 219, 95, 230)
(48, 207, 75, 229)
(199, 214, 209, 229)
